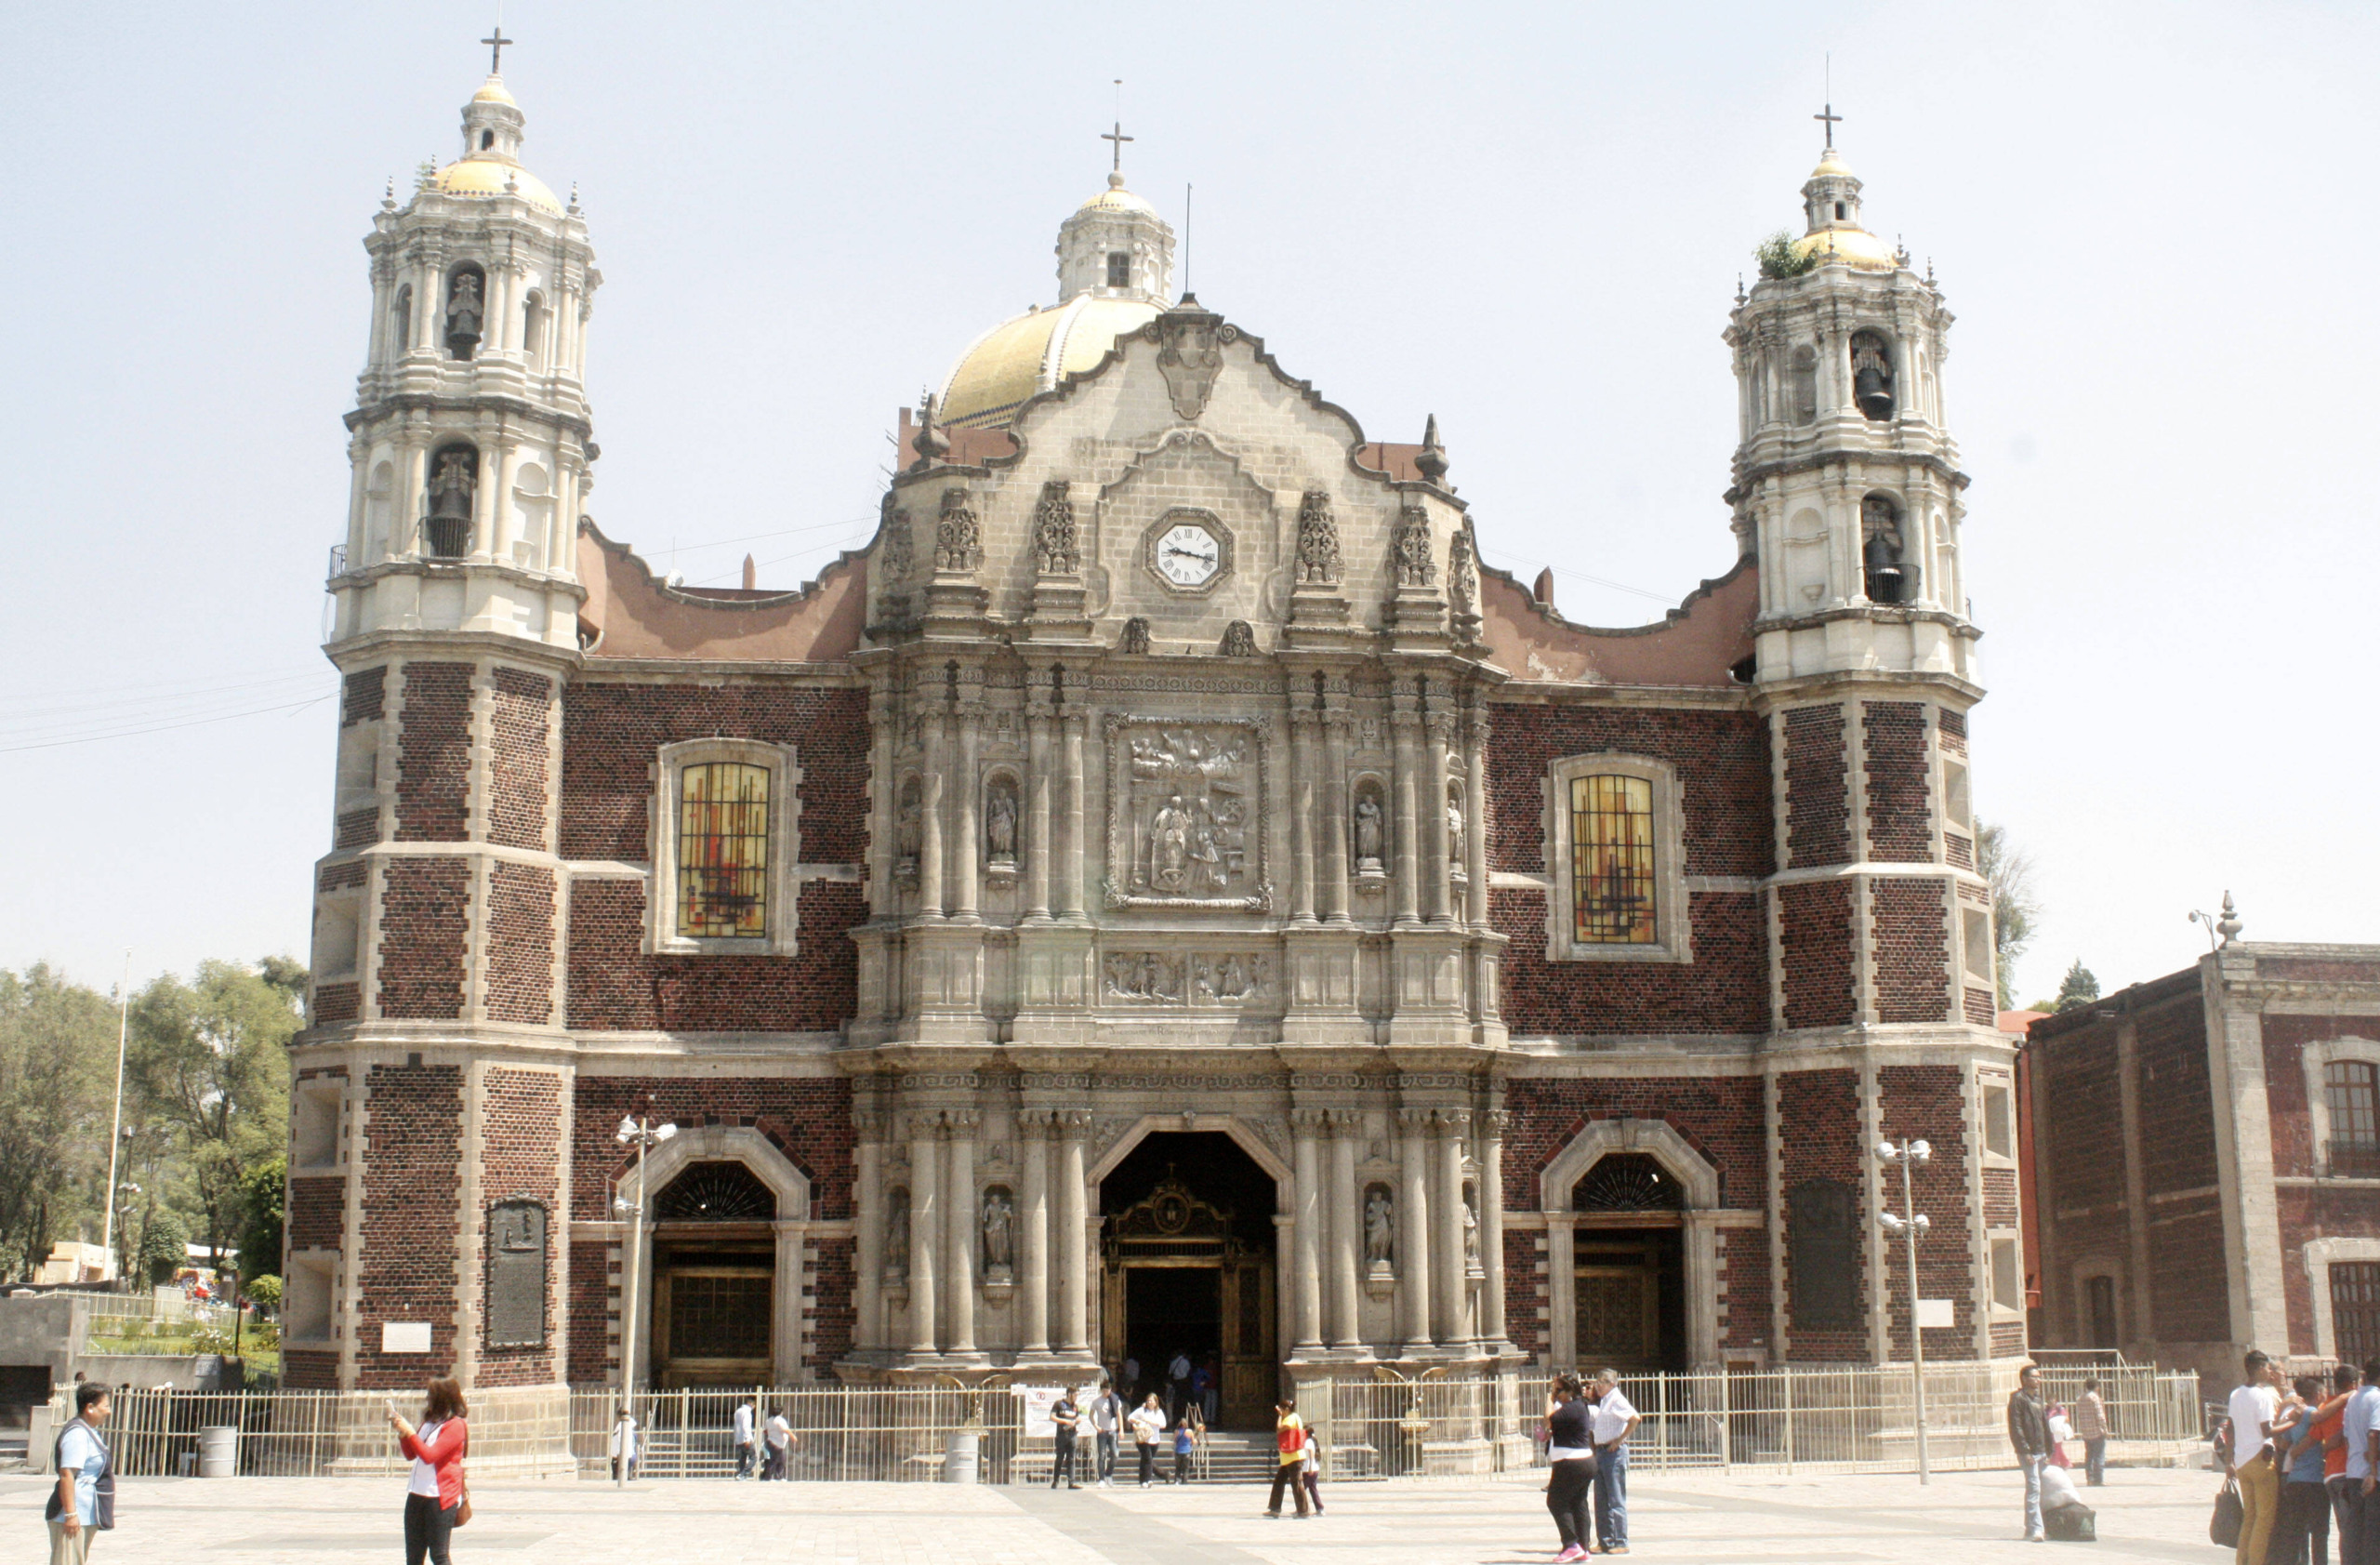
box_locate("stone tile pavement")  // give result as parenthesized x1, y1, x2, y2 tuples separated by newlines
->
(1, 1464, 2232, 1565)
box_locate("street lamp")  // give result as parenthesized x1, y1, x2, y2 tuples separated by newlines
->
(613, 1113, 677, 1489)
(1875, 1137, 1934, 1485)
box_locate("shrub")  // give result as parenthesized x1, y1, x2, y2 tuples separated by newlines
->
(1755, 230, 1817, 280)
(245, 1275, 282, 1313)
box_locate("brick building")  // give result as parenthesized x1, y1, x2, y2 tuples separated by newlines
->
(286, 63, 2023, 1426)
(2025, 935, 2380, 1387)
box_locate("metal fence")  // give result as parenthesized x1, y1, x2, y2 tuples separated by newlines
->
(568, 1386, 1033, 1483)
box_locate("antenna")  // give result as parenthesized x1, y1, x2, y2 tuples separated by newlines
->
(1183, 182, 1193, 298)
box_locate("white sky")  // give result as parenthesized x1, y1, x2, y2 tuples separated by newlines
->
(3, 1, 2374, 1006)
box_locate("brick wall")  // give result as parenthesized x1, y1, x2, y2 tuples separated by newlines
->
(566, 1240, 614, 1385)
(1502, 1077, 1766, 1212)
(1778, 1068, 1866, 1360)
(1778, 880, 1855, 1028)
(1496, 887, 1768, 1035)
(485, 863, 555, 1025)
(1783, 706, 1849, 869)
(1861, 701, 1933, 862)
(569, 1078, 853, 1222)
(359, 1063, 461, 1388)
(1871, 879, 1950, 1024)
(1485, 704, 1772, 878)
(395, 663, 472, 842)
(377, 858, 470, 1019)
(2042, 1032, 2124, 1214)
(318, 861, 368, 893)
(810, 1233, 855, 1371)
(314, 984, 360, 1024)
(287, 1176, 344, 1251)
(1879, 1065, 1977, 1359)
(2136, 1001, 2217, 1197)
(479, 1068, 564, 1386)
(342, 666, 386, 726)
(336, 810, 379, 850)
(487, 667, 552, 853)
(1722, 1226, 1772, 1352)
(283, 1349, 339, 1388)
(566, 880, 863, 1032)
(1504, 1228, 1544, 1357)
(2281, 1185, 2380, 1357)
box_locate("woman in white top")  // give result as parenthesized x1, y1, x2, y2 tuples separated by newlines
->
(388, 1376, 469, 1565)
(1128, 1393, 1168, 1488)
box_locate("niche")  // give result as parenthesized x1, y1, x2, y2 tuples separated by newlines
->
(510, 462, 552, 569)
(364, 460, 395, 560)
(1446, 781, 1468, 881)
(882, 1187, 911, 1284)
(894, 776, 922, 884)
(980, 1185, 1015, 1284)
(984, 773, 1020, 878)
(1351, 779, 1388, 883)
(444, 263, 486, 360)
(522, 290, 546, 365)
(1851, 330, 1896, 420)
(1790, 345, 1818, 424)
(391, 285, 413, 357)
(423, 443, 480, 559)
(1860, 493, 1915, 604)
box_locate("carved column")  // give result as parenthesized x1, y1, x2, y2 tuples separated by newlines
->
(867, 690, 898, 915)
(1290, 1110, 1327, 1349)
(1018, 1111, 1051, 1354)
(919, 696, 947, 920)
(1025, 693, 1053, 922)
(1480, 1109, 1510, 1346)
(1058, 710, 1088, 921)
(1289, 711, 1317, 924)
(1434, 1109, 1471, 1345)
(1423, 707, 1454, 923)
(907, 1113, 941, 1354)
(1397, 1107, 1435, 1350)
(1391, 696, 1422, 926)
(1463, 705, 1492, 929)
(854, 1110, 886, 1351)
(945, 1110, 979, 1355)
(1323, 709, 1352, 923)
(951, 696, 982, 922)
(1055, 1110, 1091, 1352)
(1328, 1109, 1361, 1348)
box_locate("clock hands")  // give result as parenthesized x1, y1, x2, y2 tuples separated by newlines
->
(1164, 544, 1217, 566)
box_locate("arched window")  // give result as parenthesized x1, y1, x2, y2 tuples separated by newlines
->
(2328, 1061, 2380, 1174)
(481, 129, 495, 151)
(422, 442, 479, 558)
(655, 1160, 778, 1223)
(1574, 1154, 1686, 1214)
(444, 263, 487, 361)
(678, 762, 772, 938)
(1851, 330, 1896, 420)
(1106, 251, 1130, 288)
(1790, 345, 1818, 424)
(1861, 493, 1910, 604)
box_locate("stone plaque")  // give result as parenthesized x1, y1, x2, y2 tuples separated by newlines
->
(1787, 1178, 1859, 1332)
(1103, 715, 1272, 910)
(486, 1199, 548, 1349)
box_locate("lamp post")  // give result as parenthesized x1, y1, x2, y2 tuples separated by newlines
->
(113, 1183, 142, 1291)
(613, 1113, 677, 1488)
(1875, 1137, 1933, 1484)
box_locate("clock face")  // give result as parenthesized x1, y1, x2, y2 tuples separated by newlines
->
(1155, 522, 1223, 589)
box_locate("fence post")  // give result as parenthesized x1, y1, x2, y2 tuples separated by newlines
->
(1718, 1365, 1731, 1473)
(1782, 1365, 1794, 1475)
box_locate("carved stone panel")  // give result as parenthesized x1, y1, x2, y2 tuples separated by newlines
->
(485, 1199, 548, 1349)
(1103, 950, 1275, 1004)
(1787, 1177, 1860, 1332)
(1103, 716, 1273, 911)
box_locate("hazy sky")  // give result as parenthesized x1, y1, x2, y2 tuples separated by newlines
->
(3, 1, 2374, 1005)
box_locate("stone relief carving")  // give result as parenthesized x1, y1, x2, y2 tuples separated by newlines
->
(1219, 620, 1257, 657)
(1119, 617, 1152, 655)
(985, 778, 1018, 868)
(1105, 951, 1183, 1002)
(1448, 525, 1479, 623)
(1104, 718, 1271, 910)
(1143, 312, 1238, 420)
(1104, 949, 1275, 1005)
(895, 776, 922, 883)
(879, 508, 914, 586)
(933, 488, 980, 574)
(1393, 504, 1435, 589)
(1192, 953, 1269, 1002)
(1034, 481, 1079, 576)
(1296, 491, 1341, 585)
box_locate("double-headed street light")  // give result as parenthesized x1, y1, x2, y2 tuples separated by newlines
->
(613, 1113, 677, 1489)
(1875, 1137, 1933, 1484)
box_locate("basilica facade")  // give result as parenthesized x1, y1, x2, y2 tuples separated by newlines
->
(284, 64, 2020, 1417)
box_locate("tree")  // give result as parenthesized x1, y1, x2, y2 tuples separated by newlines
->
(236, 1153, 285, 1280)
(2054, 961, 2102, 1014)
(1976, 820, 2041, 1012)
(0, 966, 116, 1280)
(130, 960, 300, 1273)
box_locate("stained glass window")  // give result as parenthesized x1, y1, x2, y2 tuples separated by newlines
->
(1570, 774, 1657, 944)
(678, 762, 770, 938)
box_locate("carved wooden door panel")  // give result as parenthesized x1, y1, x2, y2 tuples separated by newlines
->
(1220, 1259, 1276, 1427)
(1575, 1267, 1657, 1368)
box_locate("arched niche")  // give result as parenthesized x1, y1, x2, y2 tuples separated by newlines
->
(1537, 1117, 1723, 1372)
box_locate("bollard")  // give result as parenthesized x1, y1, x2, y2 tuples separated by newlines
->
(944, 1428, 980, 1484)
(198, 1425, 238, 1479)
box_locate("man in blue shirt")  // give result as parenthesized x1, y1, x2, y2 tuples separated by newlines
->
(2340, 1357, 2380, 1565)
(48, 1382, 112, 1564)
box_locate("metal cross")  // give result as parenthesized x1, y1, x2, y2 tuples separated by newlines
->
(1814, 101, 1842, 148)
(1102, 120, 1133, 173)
(483, 27, 513, 73)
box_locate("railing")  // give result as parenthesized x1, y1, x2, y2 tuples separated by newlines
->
(569, 1386, 1027, 1483)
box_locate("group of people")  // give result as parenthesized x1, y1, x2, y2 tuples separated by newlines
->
(2006, 1364, 2113, 1542)
(1114, 1349, 1221, 1427)
(2217, 1349, 2380, 1565)
(1542, 1368, 1644, 1560)
(730, 1397, 802, 1479)
(1049, 1377, 1206, 1488)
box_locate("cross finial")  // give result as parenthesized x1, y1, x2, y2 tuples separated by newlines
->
(1102, 120, 1133, 174)
(1814, 102, 1842, 149)
(483, 26, 513, 74)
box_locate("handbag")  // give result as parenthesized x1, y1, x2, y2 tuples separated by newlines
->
(454, 1464, 471, 1528)
(2210, 1479, 2242, 1548)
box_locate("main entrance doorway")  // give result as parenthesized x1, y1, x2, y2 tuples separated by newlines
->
(1572, 1154, 1688, 1372)
(647, 1160, 776, 1386)
(1100, 1132, 1276, 1427)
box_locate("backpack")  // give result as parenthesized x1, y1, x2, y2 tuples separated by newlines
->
(2047, 1501, 2096, 1543)
(43, 1418, 114, 1532)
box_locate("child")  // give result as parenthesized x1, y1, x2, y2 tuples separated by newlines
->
(1172, 1415, 1196, 1483)
(1300, 1425, 1324, 1515)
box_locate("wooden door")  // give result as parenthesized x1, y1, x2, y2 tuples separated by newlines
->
(1219, 1258, 1275, 1427)
(1575, 1265, 1657, 1368)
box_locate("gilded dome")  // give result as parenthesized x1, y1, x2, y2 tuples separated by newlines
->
(433, 156, 564, 217)
(1078, 170, 1157, 216)
(1791, 225, 1898, 272)
(939, 292, 1161, 429)
(471, 73, 517, 106)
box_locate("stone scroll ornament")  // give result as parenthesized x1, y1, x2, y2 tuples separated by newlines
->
(1144, 311, 1238, 421)
(1394, 505, 1435, 588)
(933, 488, 980, 574)
(1034, 481, 1079, 576)
(1296, 490, 1342, 585)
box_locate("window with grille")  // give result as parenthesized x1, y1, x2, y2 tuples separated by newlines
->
(2335, 1264, 2380, 1365)
(677, 762, 771, 938)
(666, 1271, 772, 1360)
(2328, 1061, 2380, 1174)
(1106, 251, 1130, 287)
(1570, 775, 1657, 944)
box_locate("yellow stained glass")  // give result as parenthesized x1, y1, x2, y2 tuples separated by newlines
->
(1570, 775, 1656, 945)
(678, 763, 769, 938)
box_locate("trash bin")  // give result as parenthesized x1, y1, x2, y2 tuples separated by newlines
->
(199, 1425, 238, 1479)
(944, 1428, 979, 1485)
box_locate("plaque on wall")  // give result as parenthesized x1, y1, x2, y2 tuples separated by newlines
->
(486, 1199, 548, 1349)
(1102, 715, 1273, 911)
(1786, 1178, 1859, 1332)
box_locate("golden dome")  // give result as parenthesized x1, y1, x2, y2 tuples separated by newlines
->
(1078, 170, 1156, 215)
(939, 292, 1161, 429)
(1792, 226, 1898, 272)
(432, 157, 563, 217)
(1810, 148, 1854, 179)
(471, 73, 516, 106)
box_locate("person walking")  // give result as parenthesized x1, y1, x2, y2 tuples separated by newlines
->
(2072, 1379, 2110, 1487)
(1129, 1392, 1168, 1487)
(388, 1376, 469, 1565)
(1265, 1398, 1311, 1519)
(1172, 1416, 1197, 1485)
(1299, 1425, 1326, 1516)
(609, 1404, 640, 1483)
(1090, 1380, 1122, 1487)
(2230, 1351, 2286, 1565)
(45, 1382, 112, 1565)
(732, 1396, 758, 1480)
(1589, 1368, 1640, 1554)
(1049, 1387, 1081, 1489)
(1168, 1349, 1193, 1422)
(2339, 1359, 2380, 1565)
(2274, 1375, 2334, 1565)
(2008, 1362, 2053, 1542)
(762, 1405, 797, 1480)
(1545, 1373, 1598, 1563)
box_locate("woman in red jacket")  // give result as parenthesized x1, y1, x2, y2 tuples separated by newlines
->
(388, 1376, 469, 1565)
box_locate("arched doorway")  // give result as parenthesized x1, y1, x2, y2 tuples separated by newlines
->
(1099, 1131, 1276, 1426)
(649, 1160, 775, 1386)
(1570, 1154, 1686, 1372)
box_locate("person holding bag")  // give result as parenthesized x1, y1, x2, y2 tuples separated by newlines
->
(1545, 1373, 1599, 1563)
(46, 1382, 112, 1565)
(388, 1376, 469, 1565)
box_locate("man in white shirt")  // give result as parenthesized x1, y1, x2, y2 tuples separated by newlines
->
(1168, 1350, 1194, 1421)
(763, 1406, 797, 1480)
(2228, 1351, 2284, 1565)
(733, 1398, 758, 1479)
(1590, 1369, 1642, 1554)
(1090, 1381, 1123, 1486)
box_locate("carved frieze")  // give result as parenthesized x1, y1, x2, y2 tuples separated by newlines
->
(1102, 715, 1273, 911)
(933, 488, 980, 574)
(1102, 950, 1275, 1004)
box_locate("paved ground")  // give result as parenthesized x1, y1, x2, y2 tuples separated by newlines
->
(2, 1464, 2228, 1564)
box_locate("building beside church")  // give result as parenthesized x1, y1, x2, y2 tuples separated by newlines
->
(285, 60, 2020, 1426)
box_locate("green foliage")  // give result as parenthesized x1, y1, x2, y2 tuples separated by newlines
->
(245, 1274, 282, 1312)
(0, 966, 117, 1280)
(1976, 820, 2041, 1012)
(137, 1208, 188, 1287)
(1755, 230, 1817, 281)
(237, 1155, 285, 1280)
(2054, 961, 2102, 1013)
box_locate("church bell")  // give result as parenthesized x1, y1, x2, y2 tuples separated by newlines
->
(1855, 365, 1895, 421)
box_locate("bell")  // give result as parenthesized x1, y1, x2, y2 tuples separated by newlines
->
(1855, 365, 1895, 420)
(1863, 532, 1905, 604)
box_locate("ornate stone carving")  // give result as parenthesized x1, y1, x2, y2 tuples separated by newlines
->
(1353, 784, 1386, 876)
(985, 778, 1018, 869)
(1034, 480, 1079, 575)
(909, 391, 949, 471)
(1295, 491, 1341, 585)
(485, 1200, 546, 1349)
(1101, 950, 1274, 1005)
(1104, 717, 1272, 910)
(1393, 505, 1435, 588)
(1364, 1185, 1395, 1268)
(933, 488, 980, 574)
(1414, 413, 1449, 486)
(1448, 525, 1479, 621)
(1143, 311, 1237, 420)
(895, 776, 922, 883)
(879, 508, 914, 586)
(1119, 617, 1152, 655)
(1190, 953, 1270, 1002)
(882, 1187, 910, 1282)
(1219, 620, 1257, 657)
(981, 1188, 1014, 1276)
(1104, 950, 1183, 1002)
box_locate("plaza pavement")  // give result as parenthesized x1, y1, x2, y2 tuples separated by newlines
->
(2, 1463, 2230, 1564)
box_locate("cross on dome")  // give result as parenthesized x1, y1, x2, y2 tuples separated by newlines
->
(1813, 101, 1842, 149)
(1102, 119, 1133, 174)
(483, 26, 513, 74)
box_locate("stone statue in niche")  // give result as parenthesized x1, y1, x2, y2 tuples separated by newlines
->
(1446, 787, 1466, 870)
(1393, 505, 1435, 589)
(933, 488, 980, 574)
(1219, 620, 1257, 657)
(981, 1189, 1013, 1275)
(1354, 789, 1385, 874)
(1448, 526, 1479, 624)
(895, 778, 922, 882)
(424, 450, 477, 558)
(883, 1188, 910, 1281)
(1033, 481, 1079, 575)
(1296, 490, 1341, 585)
(1461, 1187, 1481, 1267)
(1364, 1186, 1395, 1269)
(444, 271, 483, 358)
(1119, 617, 1152, 655)
(985, 781, 1018, 867)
